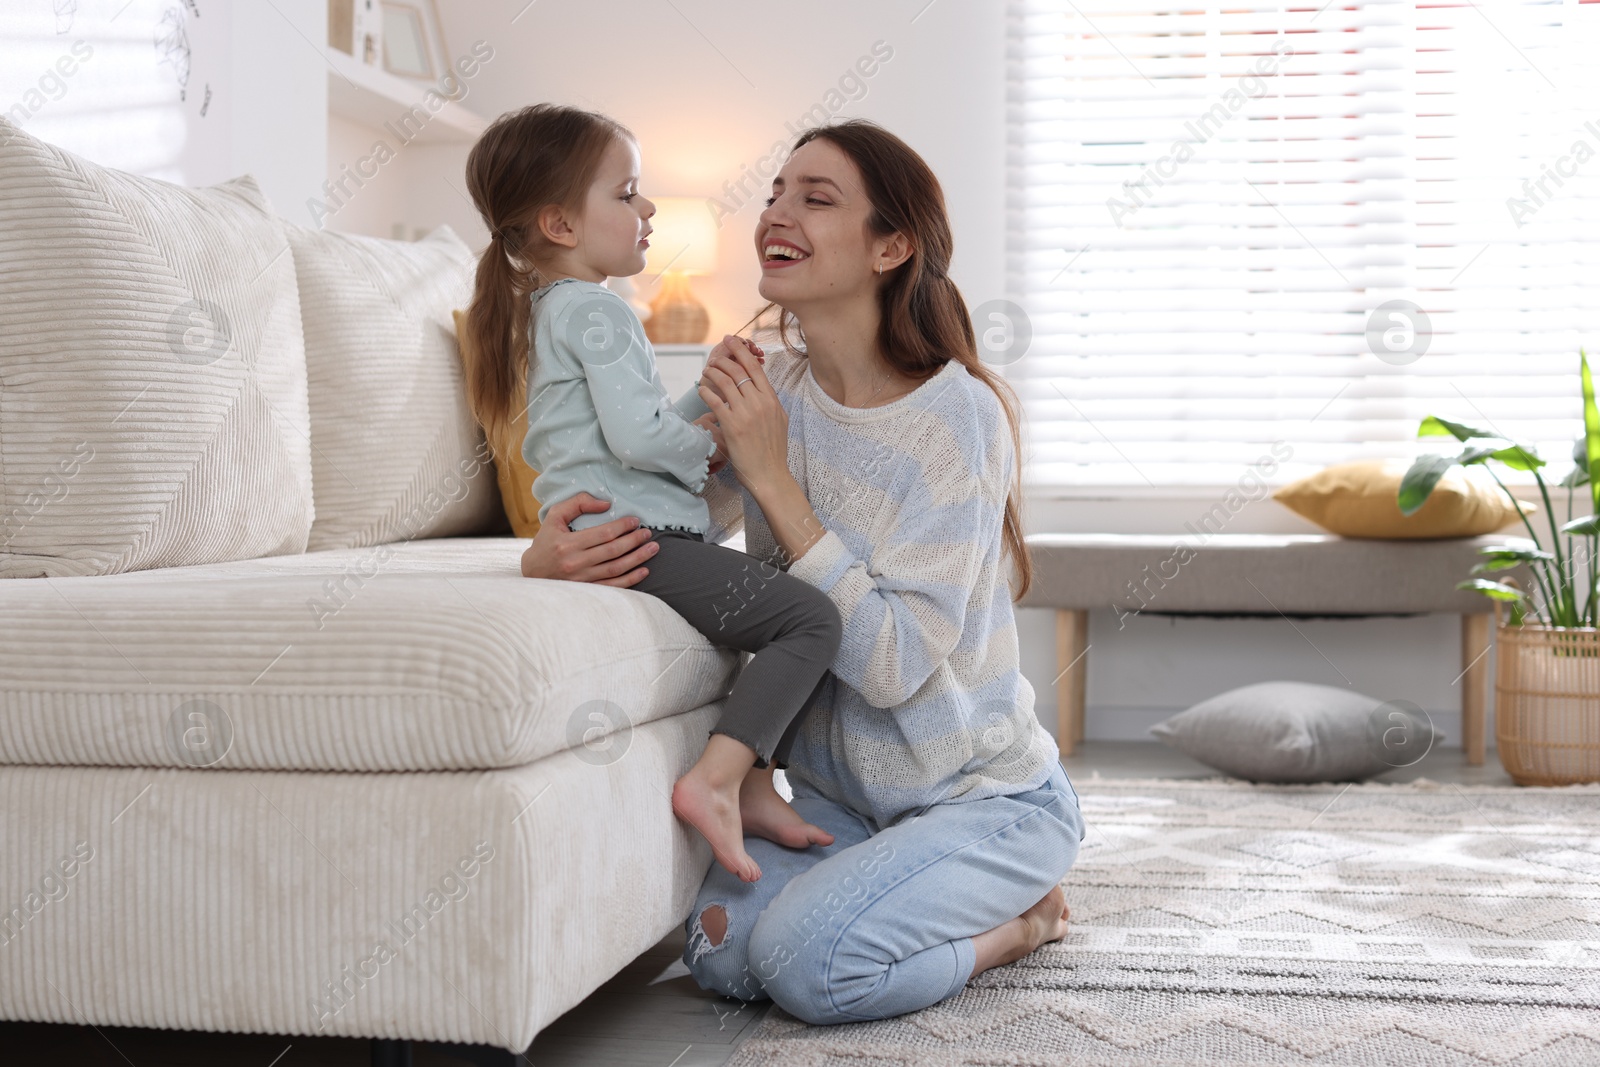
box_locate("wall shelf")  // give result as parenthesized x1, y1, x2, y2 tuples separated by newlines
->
(325, 46, 487, 144)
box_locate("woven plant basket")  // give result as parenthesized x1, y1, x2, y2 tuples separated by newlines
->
(1494, 600, 1600, 786)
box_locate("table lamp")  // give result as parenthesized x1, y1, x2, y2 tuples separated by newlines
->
(643, 197, 718, 344)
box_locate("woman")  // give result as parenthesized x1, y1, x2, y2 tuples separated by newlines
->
(520, 119, 1084, 1025)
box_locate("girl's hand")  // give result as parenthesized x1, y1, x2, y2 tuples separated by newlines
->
(519, 492, 658, 587)
(693, 413, 728, 475)
(697, 343, 789, 497)
(699, 334, 764, 404)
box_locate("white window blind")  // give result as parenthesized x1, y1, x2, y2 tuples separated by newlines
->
(1008, 0, 1600, 488)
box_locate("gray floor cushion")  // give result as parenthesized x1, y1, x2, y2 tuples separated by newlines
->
(1150, 681, 1437, 782)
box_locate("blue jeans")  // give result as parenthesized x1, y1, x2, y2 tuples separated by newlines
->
(682, 761, 1085, 1025)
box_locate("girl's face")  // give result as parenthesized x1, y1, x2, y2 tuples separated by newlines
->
(575, 136, 655, 278)
(755, 139, 888, 310)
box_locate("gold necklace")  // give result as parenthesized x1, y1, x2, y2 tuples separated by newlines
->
(861, 366, 894, 407)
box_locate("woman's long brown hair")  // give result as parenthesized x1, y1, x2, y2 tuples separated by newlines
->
(461, 103, 630, 460)
(759, 120, 1033, 599)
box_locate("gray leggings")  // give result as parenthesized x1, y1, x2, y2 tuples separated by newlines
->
(633, 528, 842, 767)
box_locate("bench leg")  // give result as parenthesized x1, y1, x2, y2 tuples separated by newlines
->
(1055, 609, 1089, 754)
(1461, 613, 1490, 766)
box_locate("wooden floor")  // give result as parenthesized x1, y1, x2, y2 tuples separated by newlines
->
(0, 742, 1514, 1066)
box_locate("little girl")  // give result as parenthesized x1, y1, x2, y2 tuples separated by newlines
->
(460, 103, 841, 883)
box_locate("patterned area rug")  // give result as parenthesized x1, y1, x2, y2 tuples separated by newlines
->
(727, 777, 1600, 1066)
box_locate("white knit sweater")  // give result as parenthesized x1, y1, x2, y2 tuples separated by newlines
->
(679, 347, 1059, 830)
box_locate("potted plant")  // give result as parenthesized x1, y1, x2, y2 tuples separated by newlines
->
(1399, 351, 1600, 785)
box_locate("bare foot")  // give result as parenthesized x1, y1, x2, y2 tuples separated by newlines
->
(739, 768, 835, 849)
(673, 767, 761, 883)
(970, 884, 1071, 979)
(1020, 885, 1071, 949)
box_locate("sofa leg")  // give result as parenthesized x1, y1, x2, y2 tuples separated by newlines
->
(433, 1041, 525, 1066)
(372, 1039, 522, 1066)
(371, 1039, 413, 1067)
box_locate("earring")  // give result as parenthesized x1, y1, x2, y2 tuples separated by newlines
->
(876, 262, 883, 274)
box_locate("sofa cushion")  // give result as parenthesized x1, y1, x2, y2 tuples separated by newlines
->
(0, 538, 735, 771)
(284, 223, 506, 550)
(0, 117, 314, 578)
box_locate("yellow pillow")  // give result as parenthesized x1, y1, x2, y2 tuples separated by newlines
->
(452, 309, 541, 538)
(1273, 459, 1535, 540)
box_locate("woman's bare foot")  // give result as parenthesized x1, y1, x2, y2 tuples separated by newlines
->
(969, 885, 1071, 979)
(672, 737, 762, 882)
(739, 768, 835, 849)
(1019, 885, 1071, 948)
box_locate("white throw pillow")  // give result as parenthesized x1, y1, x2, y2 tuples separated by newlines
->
(284, 223, 504, 550)
(0, 118, 314, 578)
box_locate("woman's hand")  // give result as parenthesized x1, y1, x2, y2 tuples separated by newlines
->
(697, 342, 789, 497)
(519, 492, 658, 587)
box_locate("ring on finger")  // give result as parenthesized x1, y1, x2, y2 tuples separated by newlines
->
(734, 376, 754, 388)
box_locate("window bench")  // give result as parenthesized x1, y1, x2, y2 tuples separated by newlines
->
(1020, 533, 1532, 765)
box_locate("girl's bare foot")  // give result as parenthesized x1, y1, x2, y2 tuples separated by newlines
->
(672, 745, 761, 882)
(969, 885, 1071, 979)
(739, 768, 834, 849)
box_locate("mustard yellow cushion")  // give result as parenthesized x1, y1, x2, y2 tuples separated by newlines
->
(452, 309, 541, 538)
(1273, 459, 1534, 540)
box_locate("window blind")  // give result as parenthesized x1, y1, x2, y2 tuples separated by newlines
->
(1007, 0, 1600, 488)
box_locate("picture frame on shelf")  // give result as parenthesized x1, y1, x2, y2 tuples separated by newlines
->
(381, 0, 450, 82)
(329, 0, 384, 66)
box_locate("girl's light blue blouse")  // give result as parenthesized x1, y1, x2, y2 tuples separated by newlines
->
(521, 279, 716, 534)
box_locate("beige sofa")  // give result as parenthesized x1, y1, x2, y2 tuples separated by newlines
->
(0, 117, 723, 1061)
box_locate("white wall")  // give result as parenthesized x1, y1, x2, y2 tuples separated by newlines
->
(0, 0, 325, 216)
(229, 1, 327, 214)
(337, 0, 1008, 335)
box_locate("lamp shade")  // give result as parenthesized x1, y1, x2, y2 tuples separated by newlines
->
(644, 197, 718, 276)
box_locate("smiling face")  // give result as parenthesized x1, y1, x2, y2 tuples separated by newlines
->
(569, 135, 654, 279)
(755, 139, 897, 311)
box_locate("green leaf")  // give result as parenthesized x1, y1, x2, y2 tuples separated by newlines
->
(1398, 453, 1457, 515)
(1491, 444, 1545, 471)
(1472, 544, 1556, 573)
(1583, 349, 1600, 517)
(1476, 544, 1556, 563)
(1478, 543, 1554, 558)
(1561, 464, 1590, 489)
(1560, 514, 1600, 537)
(1456, 446, 1500, 466)
(1456, 578, 1526, 602)
(1419, 415, 1494, 441)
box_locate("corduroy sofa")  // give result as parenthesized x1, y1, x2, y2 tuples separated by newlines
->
(0, 117, 725, 1062)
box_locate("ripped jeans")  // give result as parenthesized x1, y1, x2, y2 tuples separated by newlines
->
(682, 761, 1085, 1026)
